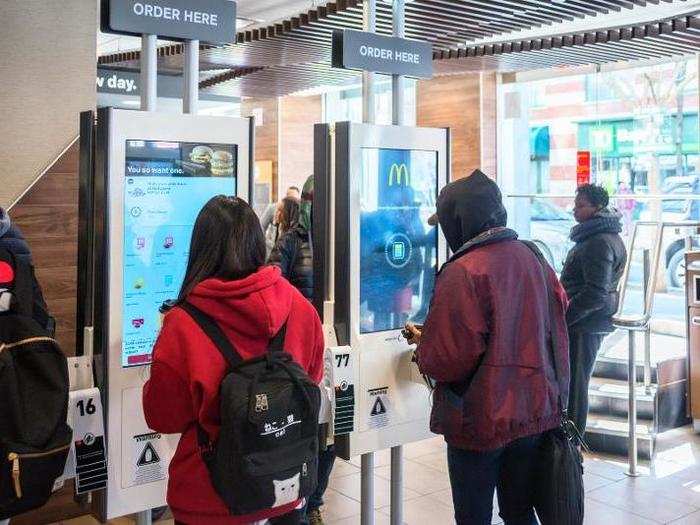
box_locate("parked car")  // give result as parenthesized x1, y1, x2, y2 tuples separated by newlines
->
(528, 198, 575, 273)
(638, 176, 700, 288)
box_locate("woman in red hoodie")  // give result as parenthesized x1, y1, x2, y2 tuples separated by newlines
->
(143, 196, 325, 525)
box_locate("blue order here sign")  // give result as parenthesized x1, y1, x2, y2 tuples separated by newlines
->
(101, 0, 237, 44)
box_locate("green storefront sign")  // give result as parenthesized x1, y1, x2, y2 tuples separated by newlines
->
(578, 114, 699, 157)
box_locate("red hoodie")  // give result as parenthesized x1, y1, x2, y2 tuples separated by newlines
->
(143, 266, 325, 525)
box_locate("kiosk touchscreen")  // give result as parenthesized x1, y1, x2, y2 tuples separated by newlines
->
(93, 108, 252, 518)
(331, 122, 449, 459)
(359, 148, 438, 334)
(122, 139, 237, 367)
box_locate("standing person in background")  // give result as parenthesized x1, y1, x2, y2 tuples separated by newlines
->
(261, 186, 301, 256)
(268, 197, 313, 298)
(615, 180, 635, 239)
(561, 184, 626, 434)
(261, 186, 301, 233)
(143, 196, 324, 525)
(406, 171, 569, 525)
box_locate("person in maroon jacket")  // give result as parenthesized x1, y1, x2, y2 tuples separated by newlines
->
(143, 196, 325, 525)
(406, 171, 569, 525)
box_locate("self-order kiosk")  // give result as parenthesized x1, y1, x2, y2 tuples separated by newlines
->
(314, 122, 449, 459)
(84, 108, 253, 519)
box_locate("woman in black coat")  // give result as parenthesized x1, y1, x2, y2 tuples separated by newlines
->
(268, 197, 313, 300)
(560, 184, 627, 434)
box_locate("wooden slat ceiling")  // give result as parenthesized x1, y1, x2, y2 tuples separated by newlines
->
(97, 0, 697, 98)
(435, 14, 700, 73)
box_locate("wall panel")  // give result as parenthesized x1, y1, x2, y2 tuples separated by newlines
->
(279, 95, 323, 193)
(0, 0, 95, 208)
(241, 97, 280, 201)
(417, 73, 497, 181)
(9, 143, 79, 357)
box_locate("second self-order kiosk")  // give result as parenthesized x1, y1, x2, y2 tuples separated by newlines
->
(81, 108, 253, 519)
(315, 122, 449, 458)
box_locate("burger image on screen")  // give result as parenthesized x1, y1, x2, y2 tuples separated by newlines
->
(190, 145, 214, 164)
(210, 150, 234, 177)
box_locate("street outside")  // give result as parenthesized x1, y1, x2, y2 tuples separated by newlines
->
(622, 263, 685, 322)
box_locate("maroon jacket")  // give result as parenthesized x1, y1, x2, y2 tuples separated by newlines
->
(417, 236, 569, 451)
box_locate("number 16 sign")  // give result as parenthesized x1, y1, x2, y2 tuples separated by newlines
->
(69, 388, 108, 494)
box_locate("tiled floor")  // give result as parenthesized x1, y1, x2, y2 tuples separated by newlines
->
(50, 427, 700, 525)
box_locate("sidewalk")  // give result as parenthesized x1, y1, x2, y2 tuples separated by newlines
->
(600, 329, 687, 364)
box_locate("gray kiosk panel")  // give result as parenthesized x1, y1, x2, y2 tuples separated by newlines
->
(332, 122, 449, 458)
(93, 108, 252, 518)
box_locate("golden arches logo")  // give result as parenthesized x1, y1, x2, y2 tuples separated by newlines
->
(388, 163, 410, 187)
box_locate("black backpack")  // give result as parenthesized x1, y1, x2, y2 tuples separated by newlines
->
(0, 248, 72, 520)
(181, 302, 320, 515)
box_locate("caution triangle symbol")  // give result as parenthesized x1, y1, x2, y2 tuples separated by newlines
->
(371, 397, 386, 416)
(137, 442, 160, 467)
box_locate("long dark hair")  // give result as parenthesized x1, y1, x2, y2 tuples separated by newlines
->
(178, 195, 266, 301)
(278, 197, 301, 234)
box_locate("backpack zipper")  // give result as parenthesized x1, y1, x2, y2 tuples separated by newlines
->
(8, 453, 21, 499)
(7, 444, 71, 499)
(1, 337, 57, 351)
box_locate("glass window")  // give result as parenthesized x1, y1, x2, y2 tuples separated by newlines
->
(324, 78, 417, 125)
(500, 56, 699, 327)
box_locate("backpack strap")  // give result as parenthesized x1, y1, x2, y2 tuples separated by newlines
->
(180, 302, 244, 369)
(522, 240, 588, 446)
(520, 240, 567, 413)
(267, 323, 288, 353)
(180, 302, 246, 452)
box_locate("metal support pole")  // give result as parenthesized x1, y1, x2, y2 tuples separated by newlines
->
(643, 249, 652, 395)
(137, 35, 157, 525)
(390, 2, 406, 524)
(183, 40, 199, 114)
(390, 446, 403, 525)
(140, 34, 157, 112)
(136, 510, 152, 525)
(361, 453, 375, 525)
(391, 0, 406, 127)
(627, 330, 640, 477)
(361, 2, 377, 523)
(362, 0, 376, 124)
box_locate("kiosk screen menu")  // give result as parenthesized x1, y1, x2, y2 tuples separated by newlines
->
(359, 148, 437, 334)
(121, 140, 237, 367)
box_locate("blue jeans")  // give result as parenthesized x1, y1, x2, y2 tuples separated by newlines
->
(447, 433, 544, 525)
(568, 331, 605, 434)
(301, 444, 336, 522)
(309, 444, 336, 511)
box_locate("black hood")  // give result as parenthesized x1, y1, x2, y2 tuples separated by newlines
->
(437, 170, 507, 253)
